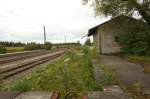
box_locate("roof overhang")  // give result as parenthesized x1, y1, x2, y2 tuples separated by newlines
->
(88, 26, 98, 36)
(87, 15, 138, 37)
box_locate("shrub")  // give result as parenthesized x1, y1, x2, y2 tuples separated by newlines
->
(24, 43, 44, 51)
(118, 23, 150, 55)
(84, 38, 91, 46)
(0, 45, 7, 54)
(99, 65, 117, 85)
(44, 42, 52, 50)
(143, 66, 150, 74)
(82, 46, 89, 54)
(11, 79, 31, 91)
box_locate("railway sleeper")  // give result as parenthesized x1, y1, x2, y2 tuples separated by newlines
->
(0, 51, 65, 80)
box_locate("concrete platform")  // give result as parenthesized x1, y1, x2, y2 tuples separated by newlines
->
(15, 92, 53, 99)
(0, 92, 53, 99)
(88, 85, 129, 99)
(0, 92, 21, 99)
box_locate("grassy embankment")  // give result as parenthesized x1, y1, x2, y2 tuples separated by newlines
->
(6, 47, 24, 53)
(128, 55, 150, 73)
(1, 47, 100, 98)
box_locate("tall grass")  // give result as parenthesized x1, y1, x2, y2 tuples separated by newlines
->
(6, 47, 24, 53)
(99, 65, 117, 85)
(128, 55, 150, 62)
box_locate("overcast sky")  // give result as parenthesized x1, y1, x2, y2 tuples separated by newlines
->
(0, 0, 109, 44)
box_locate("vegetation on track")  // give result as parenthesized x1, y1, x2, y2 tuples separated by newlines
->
(2, 47, 100, 98)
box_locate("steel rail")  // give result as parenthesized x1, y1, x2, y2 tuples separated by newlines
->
(0, 49, 64, 65)
(0, 50, 65, 80)
(0, 51, 51, 64)
(0, 50, 46, 58)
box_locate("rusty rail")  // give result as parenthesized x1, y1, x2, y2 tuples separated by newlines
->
(0, 50, 66, 80)
(50, 91, 60, 99)
(0, 49, 64, 65)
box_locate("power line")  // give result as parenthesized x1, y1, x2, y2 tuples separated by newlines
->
(0, 7, 42, 27)
(0, 7, 46, 43)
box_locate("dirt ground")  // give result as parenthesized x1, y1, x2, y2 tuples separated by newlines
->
(99, 55, 150, 96)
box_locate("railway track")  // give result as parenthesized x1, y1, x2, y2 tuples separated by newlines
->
(0, 49, 62, 65)
(0, 50, 66, 80)
(0, 50, 46, 58)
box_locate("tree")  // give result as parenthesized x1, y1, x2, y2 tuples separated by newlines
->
(77, 41, 81, 46)
(0, 45, 7, 54)
(85, 38, 91, 46)
(83, 0, 150, 25)
(24, 42, 44, 51)
(44, 42, 52, 50)
(118, 21, 150, 55)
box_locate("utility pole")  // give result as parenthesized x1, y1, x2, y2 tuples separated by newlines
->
(44, 25, 46, 44)
(65, 36, 66, 44)
(65, 35, 67, 48)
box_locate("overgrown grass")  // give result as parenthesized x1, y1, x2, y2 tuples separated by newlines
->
(98, 65, 118, 86)
(6, 47, 24, 53)
(0, 81, 2, 91)
(4, 47, 100, 99)
(128, 55, 150, 73)
(128, 55, 150, 62)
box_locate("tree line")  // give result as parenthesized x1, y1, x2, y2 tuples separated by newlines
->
(0, 41, 25, 47)
(0, 41, 81, 47)
(0, 41, 81, 54)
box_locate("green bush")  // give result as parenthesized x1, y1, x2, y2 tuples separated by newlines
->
(118, 23, 150, 55)
(44, 42, 52, 50)
(84, 38, 92, 46)
(11, 79, 32, 91)
(24, 43, 44, 51)
(82, 46, 89, 54)
(0, 45, 7, 54)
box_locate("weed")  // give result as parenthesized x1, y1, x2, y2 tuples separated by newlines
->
(131, 82, 144, 91)
(128, 55, 150, 74)
(143, 66, 150, 73)
(128, 55, 150, 62)
(99, 65, 117, 85)
(0, 81, 2, 91)
(11, 79, 32, 91)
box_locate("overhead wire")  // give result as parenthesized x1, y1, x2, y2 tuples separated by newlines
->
(0, 6, 43, 29)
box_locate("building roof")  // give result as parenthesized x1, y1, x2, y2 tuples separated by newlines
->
(87, 15, 141, 36)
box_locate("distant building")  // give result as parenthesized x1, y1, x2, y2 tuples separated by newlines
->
(88, 15, 146, 54)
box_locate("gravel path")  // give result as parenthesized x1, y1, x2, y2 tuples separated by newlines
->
(100, 55, 150, 94)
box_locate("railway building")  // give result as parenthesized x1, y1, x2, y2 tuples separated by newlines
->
(87, 15, 147, 54)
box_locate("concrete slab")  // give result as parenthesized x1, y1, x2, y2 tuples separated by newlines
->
(0, 92, 21, 99)
(15, 92, 52, 99)
(88, 85, 129, 99)
(100, 55, 150, 94)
